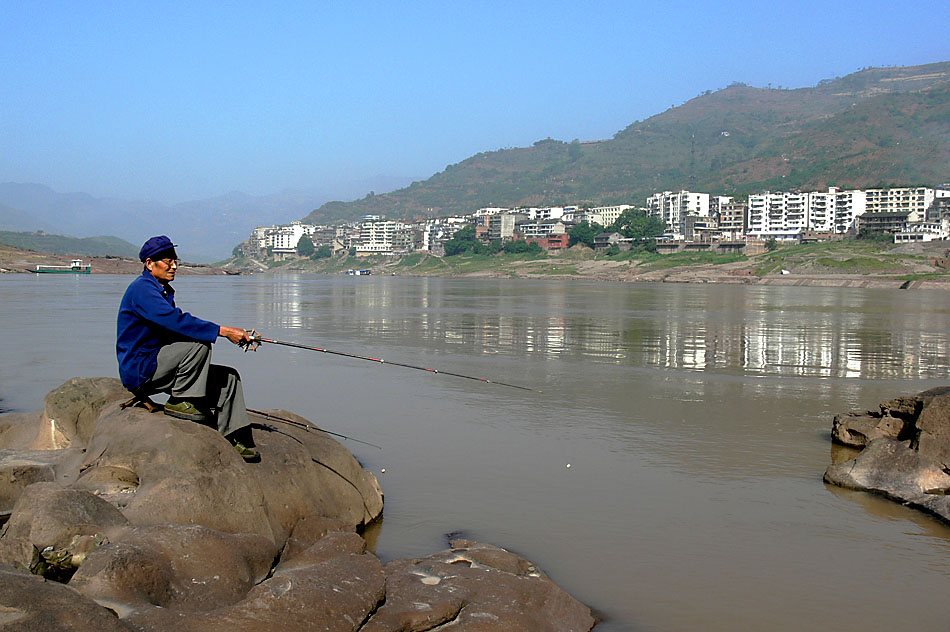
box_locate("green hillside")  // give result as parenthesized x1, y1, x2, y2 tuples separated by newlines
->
(304, 62, 950, 224)
(0, 231, 139, 257)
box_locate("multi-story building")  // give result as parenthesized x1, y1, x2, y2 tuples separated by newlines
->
(858, 187, 936, 233)
(588, 204, 632, 228)
(865, 187, 936, 217)
(251, 221, 317, 260)
(894, 217, 950, 243)
(807, 190, 836, 233)
(833, 189, 867, 234)
(533, 207, 566, 221)
(716, 201, 747, 237)
(473, 207, 508, 218)
(356, 219, 410, 254)
(747, 192, 802, 240)
(857, 210, 920, 233)
(489, 213, 526, 240)
(748, 189, 865, 239)
(518, 219, 569, 239)
(646, 191, 710, 237)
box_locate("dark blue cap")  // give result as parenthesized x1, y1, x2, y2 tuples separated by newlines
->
(139, 235, 177, 262)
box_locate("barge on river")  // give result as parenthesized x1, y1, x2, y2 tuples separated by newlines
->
(34, 259, 91, 274)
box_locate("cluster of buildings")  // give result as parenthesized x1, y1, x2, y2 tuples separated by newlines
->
(241, 185, 950, 260)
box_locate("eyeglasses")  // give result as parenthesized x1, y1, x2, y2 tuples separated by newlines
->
(157, 258, 180, 267)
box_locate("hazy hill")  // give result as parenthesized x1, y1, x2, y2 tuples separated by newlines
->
(0, 175, 413, 262)
(304, 62, 950, 224)
(0, 231, 139, 258)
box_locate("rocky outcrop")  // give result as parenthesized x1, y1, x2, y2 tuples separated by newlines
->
(0, 378, 594, 631)
(825, 387, 950, 525)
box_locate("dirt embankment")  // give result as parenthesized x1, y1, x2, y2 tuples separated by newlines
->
(0, 244, 233, 275)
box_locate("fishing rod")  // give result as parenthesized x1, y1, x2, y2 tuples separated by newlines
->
(246, 407, 382, 450)
(240, 329, 540, 392)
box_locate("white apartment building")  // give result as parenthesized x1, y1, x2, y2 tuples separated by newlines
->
(833, 189, 867, 234)
(356, 219, 410, 254)
(748, 188, 867, 238)
(588, 204, 632, 227)
(251, 221, 316, 259)
(473, 207, 508, 218)
(518, 219, 568, 238)
(807, 190, 835, 233)
(646, 191, 710, 237)
(572, 209, 603, 225)
(865, 187, 936, 218)
(894, 218, 950, 243)
(747, 192, 806, 240)
(534, 207, 566, 221)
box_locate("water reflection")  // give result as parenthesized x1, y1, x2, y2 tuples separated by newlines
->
(237, 277, 950, 382)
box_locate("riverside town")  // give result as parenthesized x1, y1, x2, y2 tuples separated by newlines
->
(240, 185, 950, 261)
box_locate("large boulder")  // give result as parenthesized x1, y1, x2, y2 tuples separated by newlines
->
(119, 532, 386, 632)
(826, 386, 950, 525)
(0, 378, 593, 631)
(70, 524, 276, 612)
(32, 377, 130, 449)
(362, 539, 596, 632)
(247, 409, 384, 532)
(1, 482, 129, 550)
(74, 403, 284, 544)
(72, 402, 383, 547)
(914, 392, 950, 468)
(0, 565, 134, 632)
(0, 412, 44, 450)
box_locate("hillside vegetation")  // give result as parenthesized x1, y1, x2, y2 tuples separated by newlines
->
(304, 62, 950, 224)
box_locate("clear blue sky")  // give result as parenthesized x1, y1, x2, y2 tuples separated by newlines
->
(2, 1, 948, 204)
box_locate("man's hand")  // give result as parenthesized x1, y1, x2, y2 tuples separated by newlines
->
(219, 326, 250, 345)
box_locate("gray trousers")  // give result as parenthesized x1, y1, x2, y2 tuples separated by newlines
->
(138, 341, 250, 438)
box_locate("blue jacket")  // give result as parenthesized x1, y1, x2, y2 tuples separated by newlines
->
(116, 270, 220, 391)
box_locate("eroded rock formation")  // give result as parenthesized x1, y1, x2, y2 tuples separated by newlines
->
(825, 386, 950, 524)
(0, 378, 595, 631)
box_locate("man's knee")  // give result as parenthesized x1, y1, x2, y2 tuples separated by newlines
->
(210, 364, 241, 384)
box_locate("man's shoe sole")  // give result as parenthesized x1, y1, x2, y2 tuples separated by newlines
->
(163, 407, 208, 422)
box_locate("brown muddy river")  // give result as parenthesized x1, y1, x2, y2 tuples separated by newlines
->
(3, 274, 950, 630)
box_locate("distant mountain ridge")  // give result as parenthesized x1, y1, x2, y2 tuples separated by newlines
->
(0, 175, 414, 262)
(303, 62, 950, 224)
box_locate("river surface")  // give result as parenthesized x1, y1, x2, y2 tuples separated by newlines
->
(3, 274, 950, 631)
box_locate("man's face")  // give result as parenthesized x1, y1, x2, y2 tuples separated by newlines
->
(146, 253, 178, 283)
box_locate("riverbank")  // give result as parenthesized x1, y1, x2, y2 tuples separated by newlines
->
(0, 243, 233, 275)
(228, 239, 950, 290)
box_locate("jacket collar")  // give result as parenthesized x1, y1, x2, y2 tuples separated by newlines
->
(140, 268, 175, 297)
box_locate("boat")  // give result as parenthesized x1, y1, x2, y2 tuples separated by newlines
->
(346, 268, 372, 276)
(34, 259, 92, 274)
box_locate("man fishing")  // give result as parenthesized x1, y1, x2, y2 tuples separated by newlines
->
(116, 235, 259, 461)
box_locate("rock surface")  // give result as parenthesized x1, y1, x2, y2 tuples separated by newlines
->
(825, 386, 950, 525)
(0, 378, 595, 631)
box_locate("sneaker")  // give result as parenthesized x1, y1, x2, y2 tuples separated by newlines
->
(163, 399, 208, 421)
(232, 441, 260, 462)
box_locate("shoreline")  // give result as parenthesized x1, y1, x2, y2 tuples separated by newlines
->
(0, 246, 233, 275)
(7, 240, 950, 289)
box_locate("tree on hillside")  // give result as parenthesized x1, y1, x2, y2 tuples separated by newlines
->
(296, 235, 315, 257)
(568, 221, 604, 248)
(443, 224, 478, 256)
(609, 209, 666, 242)
(503, 239, 543, 255)
(312, 244, 333, 259)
